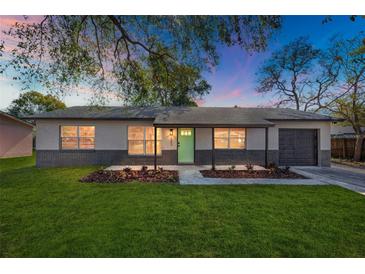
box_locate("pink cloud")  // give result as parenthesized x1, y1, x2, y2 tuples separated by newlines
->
(195, 98, 206, 106)
(214, 88, 243, 101)
(0, 16, 43, 34)
(0, 16, 44, 42)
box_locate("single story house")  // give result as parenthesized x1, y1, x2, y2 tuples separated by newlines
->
(0, 111, 34, 158)
(29, 106, 338, 168)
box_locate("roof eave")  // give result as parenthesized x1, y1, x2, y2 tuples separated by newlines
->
(26, 117, 156, 121)
(153, 123, 274, 128)
(0, 112, 34, 128)
(266, 118, 342, 122)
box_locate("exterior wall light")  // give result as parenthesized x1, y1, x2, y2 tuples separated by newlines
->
(169, 129, 174, 146)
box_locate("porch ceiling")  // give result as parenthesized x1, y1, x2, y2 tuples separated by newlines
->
(153, 123, 273, 128)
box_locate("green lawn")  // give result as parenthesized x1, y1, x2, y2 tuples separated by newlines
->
(1, 154, 365, 257)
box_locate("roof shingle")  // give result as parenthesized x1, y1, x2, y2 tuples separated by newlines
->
(27, 106, 339, 127)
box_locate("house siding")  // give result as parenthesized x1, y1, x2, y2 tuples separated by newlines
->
(35, 119, 331, 167)
(36, 150, 177, 167)
(0, 114, 33, 158)
(195, 149, 279, 165)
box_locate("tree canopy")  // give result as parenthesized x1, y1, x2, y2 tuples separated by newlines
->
(256, 33, 365, 161)
(256, 37, 340, 111)
(7, 91, 66, 118)
(324, 35, 365, 161)
(0, 15, 281, 106)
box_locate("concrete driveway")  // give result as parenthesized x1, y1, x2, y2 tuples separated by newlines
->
(292, 165, 365, 195)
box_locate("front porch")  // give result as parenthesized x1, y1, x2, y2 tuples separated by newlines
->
(151, 125, 270, 170)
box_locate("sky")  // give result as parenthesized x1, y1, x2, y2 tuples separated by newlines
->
(0, 15, 364, 110)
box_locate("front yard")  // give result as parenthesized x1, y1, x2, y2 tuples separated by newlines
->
(1, 154, 365, 257)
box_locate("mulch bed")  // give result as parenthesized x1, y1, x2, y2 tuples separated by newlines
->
(200, 169, 306, 179)
(80, 169, 179, 184)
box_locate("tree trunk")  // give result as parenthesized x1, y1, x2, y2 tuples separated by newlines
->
(353, 134, 364, 162)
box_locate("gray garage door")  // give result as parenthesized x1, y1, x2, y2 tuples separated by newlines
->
(279, 129, 318, 166)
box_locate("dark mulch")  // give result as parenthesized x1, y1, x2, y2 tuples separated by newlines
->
(80, 169, 179, 184)
(200, 169, 306, 179)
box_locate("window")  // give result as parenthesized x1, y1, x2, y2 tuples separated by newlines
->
(214, 128, 245, 149)
(180, 129, 192, 136)
(60, 126, 95, 149)
(128, 126, 161, 155)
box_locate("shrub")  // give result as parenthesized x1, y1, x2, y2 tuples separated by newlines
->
(228, 165, 236, 171)
(141, 165, 148, 172)
(267, 162, 278, 169)
(267, 162, 280, 173)
(245, 163, 254, 173)
(123, 167, 131, 173)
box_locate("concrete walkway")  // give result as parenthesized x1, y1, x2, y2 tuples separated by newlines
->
(292, 166, 365, 195)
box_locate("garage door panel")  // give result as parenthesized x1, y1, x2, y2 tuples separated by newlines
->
(279, 129, 317, 166)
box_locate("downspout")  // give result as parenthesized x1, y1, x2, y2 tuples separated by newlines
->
(212, 127, 215, 169)
(154, 126, 157, 170)
(265, 127, 268, 168)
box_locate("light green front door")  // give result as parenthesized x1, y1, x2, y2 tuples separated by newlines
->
(178, 128, 194, 164)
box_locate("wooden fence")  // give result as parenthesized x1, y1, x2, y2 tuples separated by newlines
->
(331, 138, 365, 160)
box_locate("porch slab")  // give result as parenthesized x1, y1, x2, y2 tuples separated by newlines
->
(105, 164, 267, 171)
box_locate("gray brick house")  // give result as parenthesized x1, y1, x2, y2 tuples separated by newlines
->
(29, 106, 337, 168)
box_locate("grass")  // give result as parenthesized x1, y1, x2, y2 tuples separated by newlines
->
(1, 154, 365, 257)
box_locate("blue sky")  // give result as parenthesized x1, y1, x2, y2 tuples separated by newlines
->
(0, 15, 363, 110)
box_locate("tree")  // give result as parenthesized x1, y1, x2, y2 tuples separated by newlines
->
(319, 36, 365, 161)
(123, 52, 211, 106)
(0, 41, 4, 57)
(257, 34, 365, 161)
(0, 16, 281, 105)
(256, 37, 340, 111)
(7, 91, 66, 118)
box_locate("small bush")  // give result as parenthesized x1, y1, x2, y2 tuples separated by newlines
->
(123, 167, 131, 173)
(141, 165, 148, 172)
(228, 165, 236, 171)
(267, 162, 280, 173)
(246, 163, 254, 173)
(267, 162, 278, 169)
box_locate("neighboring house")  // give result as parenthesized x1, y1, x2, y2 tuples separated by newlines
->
(331, 125, 365, 138)
(0, 111, 34, 158)
(330, 125, 365, 160)
(29, 106, 338, 168)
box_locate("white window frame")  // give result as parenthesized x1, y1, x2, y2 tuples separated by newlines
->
(214, 128, 246, 150)
(128, 126, 161, 156)
(60, 125, 95, 150)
